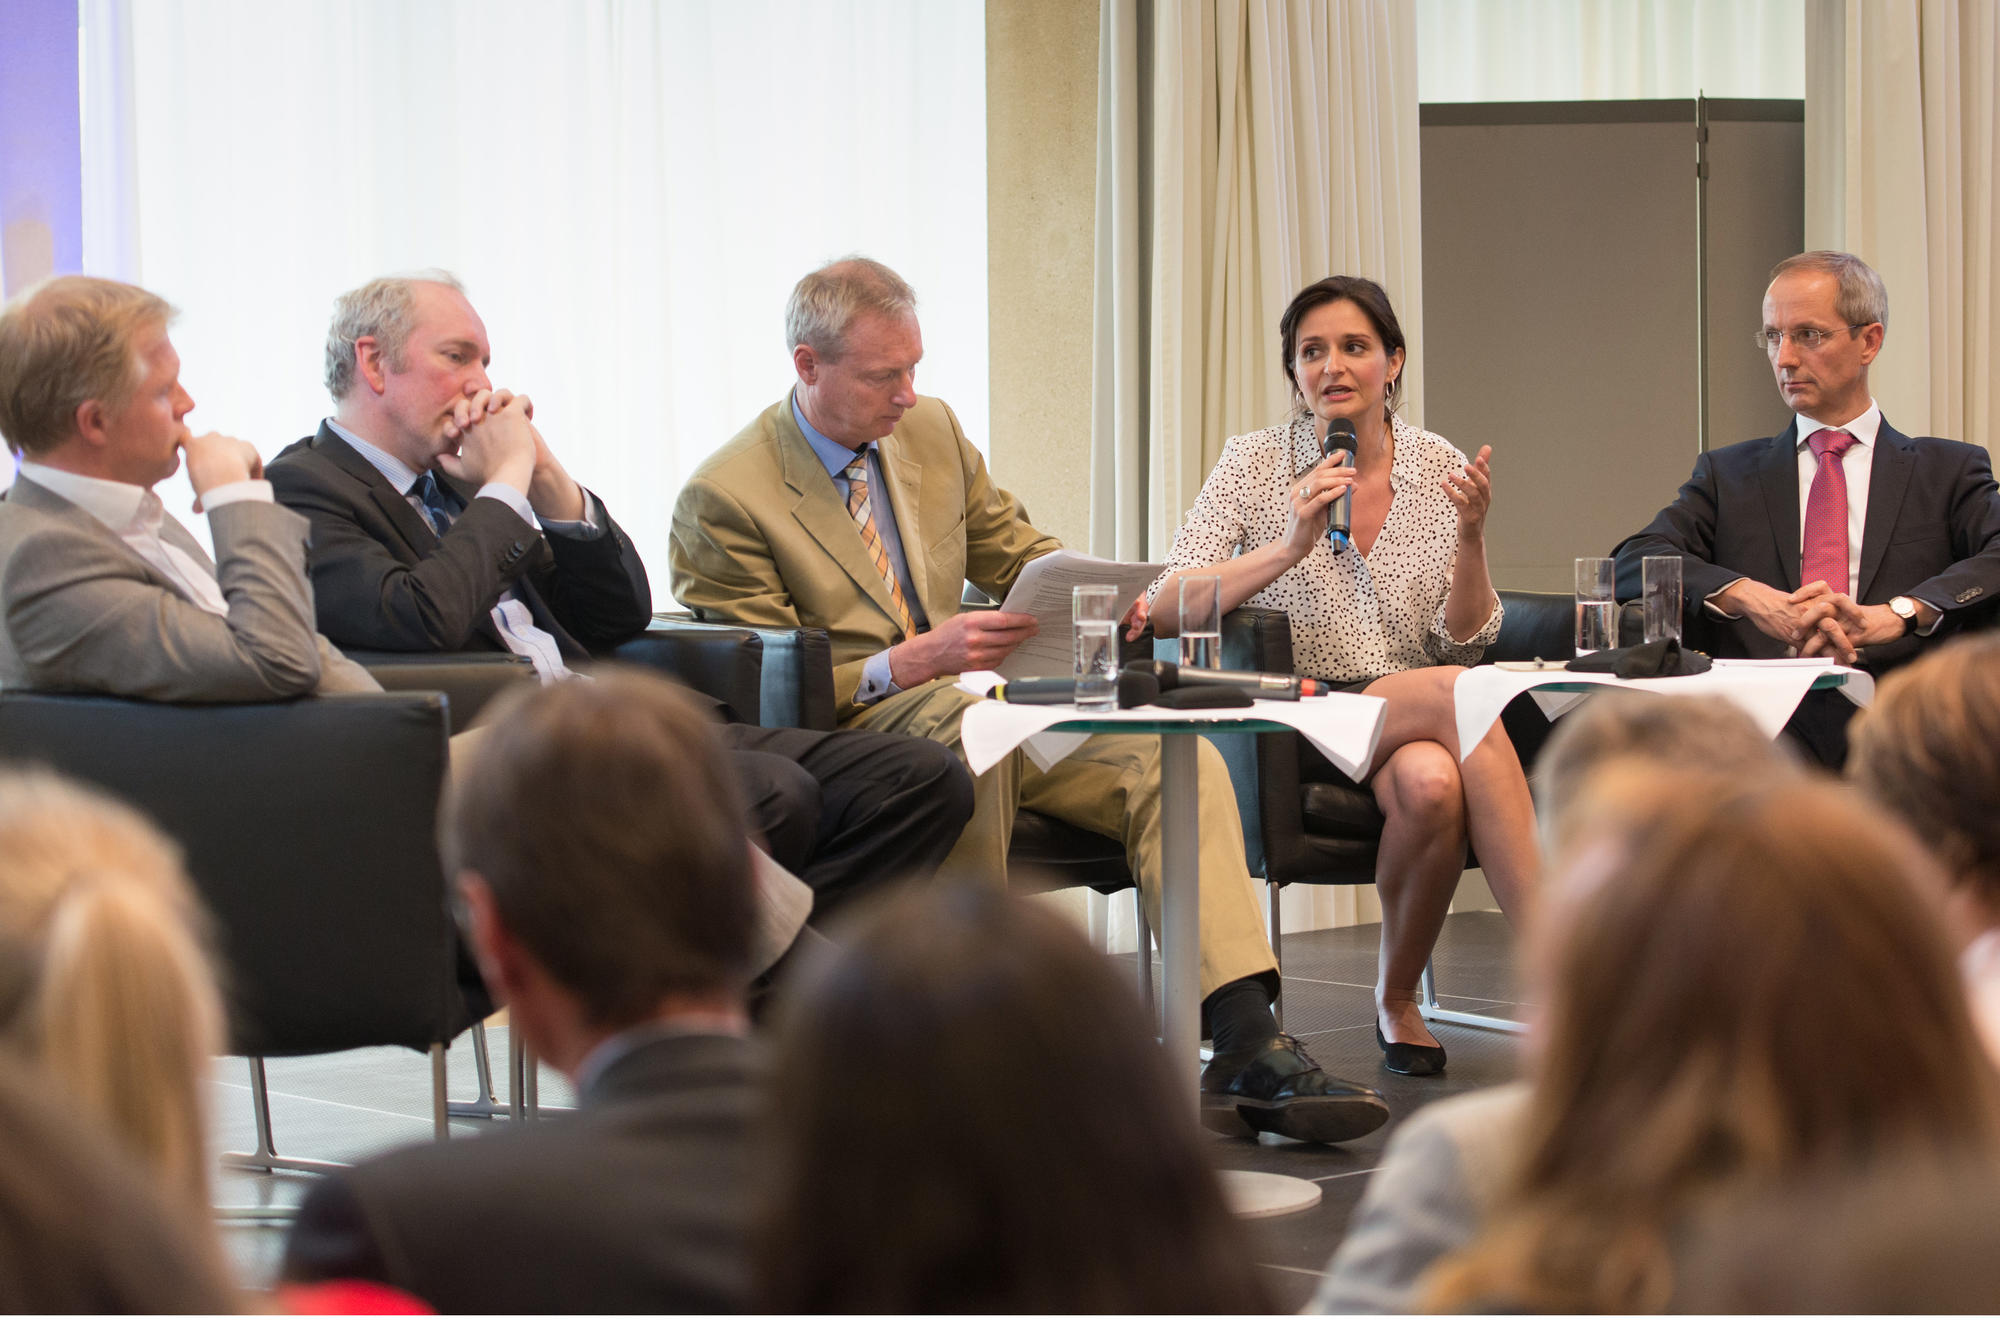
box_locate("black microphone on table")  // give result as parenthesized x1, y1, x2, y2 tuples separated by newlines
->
(987, 662, 1335, 706)
(1324, 415, 1356, 553)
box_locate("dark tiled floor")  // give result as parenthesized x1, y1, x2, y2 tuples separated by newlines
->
(211, 909, 1524, 1305)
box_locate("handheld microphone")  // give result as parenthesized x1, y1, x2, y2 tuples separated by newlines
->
(1324, 416, 1356, 552)
(1128, 659, 1336, 701)
(988, 674, 1161, 707)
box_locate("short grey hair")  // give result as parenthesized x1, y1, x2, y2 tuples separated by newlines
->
(784, 256, 917, 361)
(323, 269, 466, 402)
(1770, 251, 1889, 329)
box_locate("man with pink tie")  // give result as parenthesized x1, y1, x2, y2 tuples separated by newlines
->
(1614, 250, 2000, 765)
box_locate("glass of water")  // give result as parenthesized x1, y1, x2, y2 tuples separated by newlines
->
(1072, 584, 1121, 710)
(1642, 554, 1683, 644)
(1178, 574, 1223, 670)
(1574, 557, 1617, 656)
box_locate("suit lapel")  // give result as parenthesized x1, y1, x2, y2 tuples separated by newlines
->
(874, 428, 931, 621)
(1856, 418, 1916, 601)
(775, 407, 905, 627)
(311, 424, 440, 559)
(5, 476, 197, 596)
(1756, 422, 1804, 590)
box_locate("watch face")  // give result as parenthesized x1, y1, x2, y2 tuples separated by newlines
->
(1892, 597, 1917, 619)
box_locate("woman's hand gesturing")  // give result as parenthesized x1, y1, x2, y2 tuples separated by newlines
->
(1282, 451, 1355, 563)
(1442, 445, 1493, 542)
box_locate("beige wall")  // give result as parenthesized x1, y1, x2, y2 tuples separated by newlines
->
(986, 0, 1099, 547)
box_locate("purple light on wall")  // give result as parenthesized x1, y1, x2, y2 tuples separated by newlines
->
(1, 0, 84, 299)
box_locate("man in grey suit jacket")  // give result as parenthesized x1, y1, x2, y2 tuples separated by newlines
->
(283, 669, 767, 1313)
(0, 275, 373, 699)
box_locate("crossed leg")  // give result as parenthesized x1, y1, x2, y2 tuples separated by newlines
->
(1362, 664, 1539, 1046)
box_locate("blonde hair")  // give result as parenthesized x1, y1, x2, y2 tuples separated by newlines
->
(0, 275, 175, 456)
(0, 772, 225, 1216)
(1423, 762, 2000, 1314)
(1849, 632, 2000, 908)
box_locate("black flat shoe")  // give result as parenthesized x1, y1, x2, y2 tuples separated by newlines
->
(1200, 1034, 1390, 1143)
(1376, 1023, 1447, 1077)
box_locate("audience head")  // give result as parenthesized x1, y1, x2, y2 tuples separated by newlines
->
(785, 257, 921, 449)
(1423, 763, 1999, 1313)
(1532, 691, 1793, 854)
(1849, 632, 2000, 918)
(757, 880, 1274, 1314)
(0, 1058, 237, 1313)
(1673, 1150, 2000, 1314)
(0, 770, 225, 1215)
(1278, 275, 1407, 420)
(441, 670, 757, 1069)
(0, 275, 186, 481)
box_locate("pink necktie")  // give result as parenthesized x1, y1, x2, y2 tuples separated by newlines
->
(1800, 428, 1856, 594)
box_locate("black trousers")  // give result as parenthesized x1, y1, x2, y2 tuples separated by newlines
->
(720, 722, 975, 918)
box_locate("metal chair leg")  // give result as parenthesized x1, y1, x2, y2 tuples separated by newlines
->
(509, 1021, 526, 1120)
(1418, 956, 1526, 1034)
(1266, 878, 1286, 1031)
(219, 1056, 345, 1176)
(448, 1017, 512, 1119)
(1133, 890, 1155, 1019)
(429, 1042, 448, 1139)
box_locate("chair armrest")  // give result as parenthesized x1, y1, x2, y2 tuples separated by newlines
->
(0, 691, 468, 1056)
(1484, 590, 1575, 663)
(343, 650, 538, 733)
(614, 614, 836, 730)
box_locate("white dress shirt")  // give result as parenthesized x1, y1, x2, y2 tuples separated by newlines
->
(15, 459, 269, 615)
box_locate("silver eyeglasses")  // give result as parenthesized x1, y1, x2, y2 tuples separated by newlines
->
(1752, 324, 1866, 352)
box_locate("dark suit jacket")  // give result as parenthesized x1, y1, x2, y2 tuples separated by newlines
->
(281, 1031, 761, 1313)
(1613, 417, 2000, 670)
(267, 424, 652, 660)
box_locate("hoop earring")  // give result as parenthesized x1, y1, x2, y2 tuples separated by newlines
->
(1384, 377, 1399, 424)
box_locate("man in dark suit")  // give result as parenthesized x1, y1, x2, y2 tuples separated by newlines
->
(268, 272, 971, 914)
(1614, 250, 2000, 763)
(283, 669, 768, 1313)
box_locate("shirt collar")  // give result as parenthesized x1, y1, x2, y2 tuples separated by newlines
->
(791, 390, 872, 478)
(1794, 400, 1881, 453)
(16, 459, 157, 534)
(325, 417, 426, 494)
(572, 1015, 752, 1097)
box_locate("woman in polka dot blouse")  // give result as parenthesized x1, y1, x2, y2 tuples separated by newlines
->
(1141, 276, 1537, 1077)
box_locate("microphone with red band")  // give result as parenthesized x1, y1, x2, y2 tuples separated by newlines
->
(1324, 415, 1356, 553)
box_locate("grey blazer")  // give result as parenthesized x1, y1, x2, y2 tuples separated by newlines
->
(1308, 1082, 1530, 1314)
(0, 475, 376, 700)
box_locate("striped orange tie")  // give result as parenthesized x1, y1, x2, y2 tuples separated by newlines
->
(844, 459, 916, 636)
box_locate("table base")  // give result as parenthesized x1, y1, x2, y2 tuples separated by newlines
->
(1219, 1168, 1321, 1218)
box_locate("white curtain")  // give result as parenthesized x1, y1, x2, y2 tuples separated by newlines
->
(1416, 0, 1805, 102)
(1805, 0, 1998, 447)
(1092, 0, 1421, 563)
(77, 0, 986, 592)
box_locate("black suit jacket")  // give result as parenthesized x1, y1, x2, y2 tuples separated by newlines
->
(281, 1032, 762, 1313)
(268, 424, 652, 660)
(1613, 418, 2000, 670)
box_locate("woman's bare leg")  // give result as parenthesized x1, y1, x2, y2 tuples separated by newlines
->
(1362, 667, 1542, 1044)
(1367, 740, 1466, 1046)
(1364, 666, 1539, 916)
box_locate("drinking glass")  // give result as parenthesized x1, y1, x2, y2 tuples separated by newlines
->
(1574, 558, 1617, 656)
(1072, 584, 1120, 710)
(1178, 575, 1223, 670)
(1642, 555, 1683, 644)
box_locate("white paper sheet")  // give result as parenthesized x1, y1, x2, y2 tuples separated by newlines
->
(991, 550, 1165, 678)
(1451, 662, 1875, 761)
(956, 693, 1387, 781)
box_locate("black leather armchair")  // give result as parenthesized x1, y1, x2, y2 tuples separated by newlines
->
(613, 614, 836, 729)
(346, 650, 537, 733)
(1215, 590, 1574, 1028)
(0, 689, 488, 1180)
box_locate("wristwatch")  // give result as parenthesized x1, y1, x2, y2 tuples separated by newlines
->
(1889, 595, 1921, 636)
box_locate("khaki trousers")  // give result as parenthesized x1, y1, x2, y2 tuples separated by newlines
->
(848, 678, 1279, 998)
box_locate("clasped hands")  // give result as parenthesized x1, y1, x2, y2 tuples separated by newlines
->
(437, 388, 586, 521)
(1722, 577, 1907, 665)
